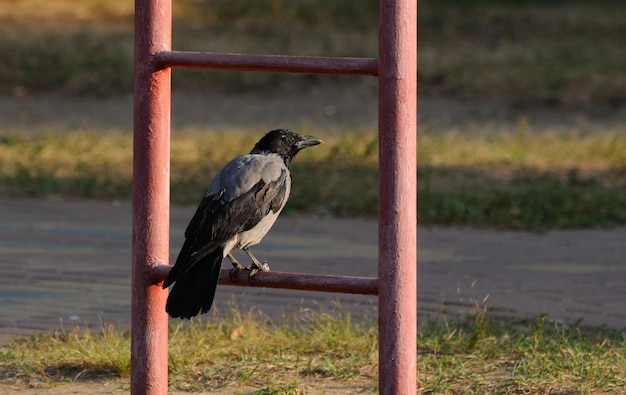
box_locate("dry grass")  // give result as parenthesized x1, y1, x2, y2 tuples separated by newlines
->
(3, 125, 625, 187)
(420, 121, 626, 172)
(2, 126, 626, 228)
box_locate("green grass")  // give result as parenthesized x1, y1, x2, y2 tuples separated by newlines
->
(2, 0, 626, 104)
(1, 309, 625, 393)
(1, 127, 626, 229)
(419, 0, 626, 106)
(417, 313, 626, 394)
(418, 123, 626, 229)
(420, 168, 626, 229)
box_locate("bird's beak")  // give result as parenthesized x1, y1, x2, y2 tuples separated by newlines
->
(298, 135, 323, 149)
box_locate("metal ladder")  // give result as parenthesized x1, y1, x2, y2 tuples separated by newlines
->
(132, 1, 416, 393)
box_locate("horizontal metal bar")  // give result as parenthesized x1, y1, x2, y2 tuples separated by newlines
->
(221, 269, 379, 295)
(152, 264, 378, 295)
(154, 51, 379, 76)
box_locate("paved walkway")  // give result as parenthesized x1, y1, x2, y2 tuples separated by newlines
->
(0, 197, 625, 342)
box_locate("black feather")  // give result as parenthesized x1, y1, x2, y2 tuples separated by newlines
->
(165, 248, 223, 319)
(163, 195, 223, 288)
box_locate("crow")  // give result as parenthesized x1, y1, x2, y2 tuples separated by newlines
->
(163, 129, 323, 319)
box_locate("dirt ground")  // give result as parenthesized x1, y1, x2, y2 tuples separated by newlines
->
(1, 377, 378, 395)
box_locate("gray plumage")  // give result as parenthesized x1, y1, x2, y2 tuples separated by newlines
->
(163, 129, 322, 319)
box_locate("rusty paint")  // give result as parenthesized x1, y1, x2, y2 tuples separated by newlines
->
(378, 0, 418, 393)
(132, 0, 171, 394)
(152, 264, 378, 295)
(155, 51, 378, 76)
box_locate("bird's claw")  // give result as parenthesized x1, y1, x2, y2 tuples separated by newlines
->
(229, 260, 270, 281)
(246, 261, 270, 279)
(229, 268, 240, 282)
(227, 253, 245, 282)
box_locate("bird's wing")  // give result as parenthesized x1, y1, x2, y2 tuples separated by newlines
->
(163, 154, 289, 286)
(190, 154, 289, 240)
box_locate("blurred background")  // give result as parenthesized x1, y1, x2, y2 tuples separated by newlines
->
(1, 3, 626, 391)
(1, 0, 625, 228)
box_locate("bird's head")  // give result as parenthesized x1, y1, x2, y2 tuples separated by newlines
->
(251, 129, 323, 165)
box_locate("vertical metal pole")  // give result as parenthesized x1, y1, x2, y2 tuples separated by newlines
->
(132, 0, 171, 394)
(378, 0, 418, 393)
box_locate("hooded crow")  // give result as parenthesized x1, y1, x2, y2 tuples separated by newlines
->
(163, 129, 323, 319)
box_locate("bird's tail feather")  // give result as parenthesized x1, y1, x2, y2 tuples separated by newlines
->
(165, 250, 223, 319)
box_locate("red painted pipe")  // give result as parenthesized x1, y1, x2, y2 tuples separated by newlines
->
(133, 1, 416, 394)
(152, 265, 378, 295)
(378, 0, 418, 393)
(222, 270, 378, 295)
(132, 0, 171, 394)
(155, 51, 379, 76)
